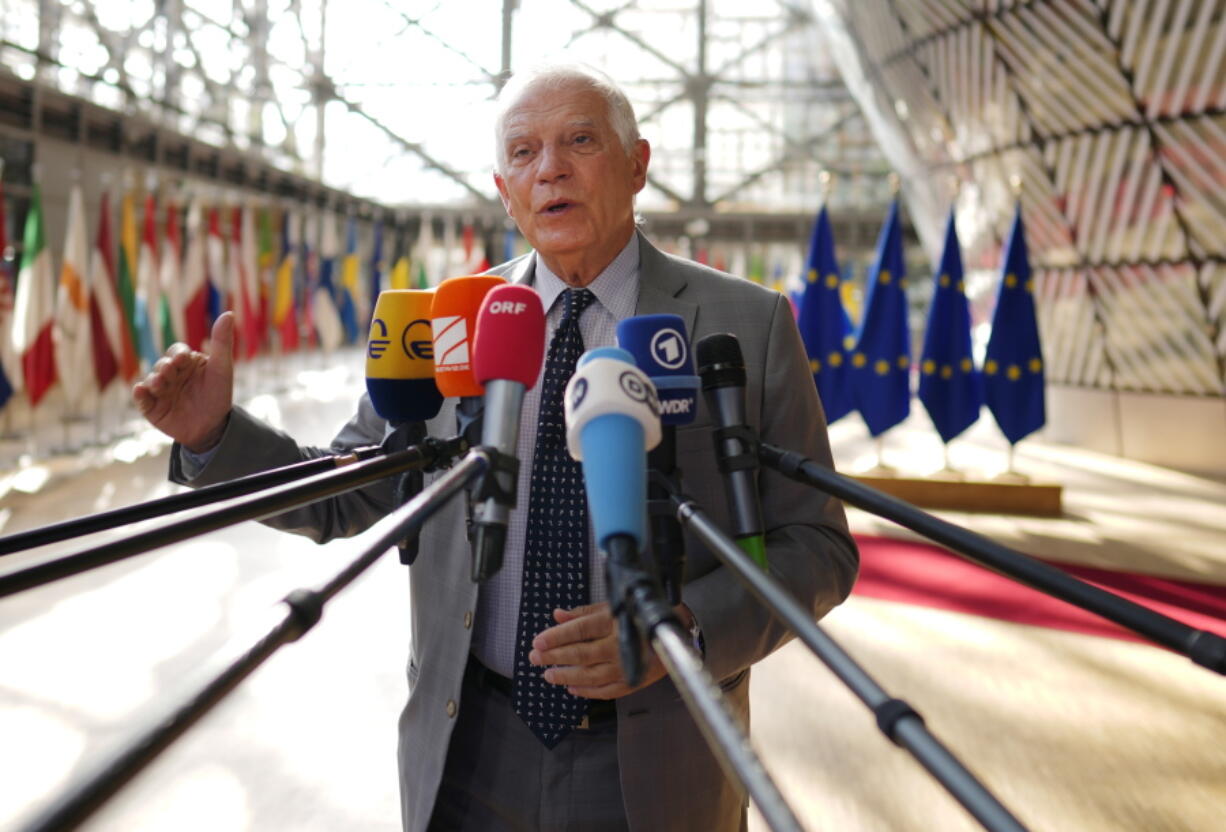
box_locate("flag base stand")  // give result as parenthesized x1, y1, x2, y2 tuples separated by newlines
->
(860, 435, 898, 478)
(850, 473, 1062, 517)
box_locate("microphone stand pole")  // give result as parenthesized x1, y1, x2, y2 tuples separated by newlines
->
(664, 487, 1029, 832)
(757, 442, 1226, 676)
(603, 535, 803, 832)
(15, 450, 491, 832)
(0, 446, 385, 556)
(0, 436, 470, 600)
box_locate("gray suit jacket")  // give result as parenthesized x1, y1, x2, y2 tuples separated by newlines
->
(171, 232, 858, 832)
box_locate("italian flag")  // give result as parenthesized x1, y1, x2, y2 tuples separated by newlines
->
(11, 184, 57, 406)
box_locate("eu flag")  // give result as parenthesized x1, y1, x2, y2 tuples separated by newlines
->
(850, 199, 911, 437)
(796, 205, 854, 423)
(984, 203, 1045, 444)
(918, 212, 982, 443)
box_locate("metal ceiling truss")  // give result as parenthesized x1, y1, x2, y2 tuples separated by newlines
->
(3, 0, 893, 245)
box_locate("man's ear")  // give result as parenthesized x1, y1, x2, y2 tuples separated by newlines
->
(630, 139, 650, 195)
(493, 173, 513, 215)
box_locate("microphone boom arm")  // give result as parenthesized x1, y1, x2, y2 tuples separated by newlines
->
(665, 484, 1030, 832)
(15, 450, 490, 832)
(0, 446, 385, 557)
(0, 436, 471, 600)
(601, 533, 805, 832)
(758, 441, 1226, 676)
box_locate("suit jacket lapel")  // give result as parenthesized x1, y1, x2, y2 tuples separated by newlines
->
(508, 252, 536, 286)
(634, 231, 697, 337)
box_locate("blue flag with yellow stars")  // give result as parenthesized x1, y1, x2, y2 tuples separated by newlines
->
(850, 199, 911, 437)
(918, 211, 982, 443)
(797, 205, 854, 423)
(984, 203, 1045, 444)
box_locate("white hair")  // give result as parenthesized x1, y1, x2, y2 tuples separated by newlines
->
(493, 64, 641, 174)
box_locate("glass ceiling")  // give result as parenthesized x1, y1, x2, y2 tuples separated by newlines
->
(0, 0, 892, 213)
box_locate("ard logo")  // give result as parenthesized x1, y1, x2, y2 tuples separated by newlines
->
(650, 328, 687, 370)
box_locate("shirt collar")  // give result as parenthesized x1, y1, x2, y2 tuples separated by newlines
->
(532, 233, 640, 320)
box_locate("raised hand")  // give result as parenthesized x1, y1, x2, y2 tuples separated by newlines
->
(133, 312, 235, 453)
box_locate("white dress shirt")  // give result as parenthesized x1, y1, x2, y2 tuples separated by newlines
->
(471, 233, 641, 678)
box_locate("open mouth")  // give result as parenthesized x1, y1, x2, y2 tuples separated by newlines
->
(542, 200, 574, 214)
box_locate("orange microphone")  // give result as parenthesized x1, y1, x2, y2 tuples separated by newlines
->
(431, 275, 507, 444)
(430, 275, 508, 397)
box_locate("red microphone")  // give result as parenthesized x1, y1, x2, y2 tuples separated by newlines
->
(468, 284, 546, 582)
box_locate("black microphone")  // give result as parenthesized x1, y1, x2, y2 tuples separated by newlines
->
(468, 285, 546, 582)
(617, 313, 699, 604)
(695, 333, 767, 569)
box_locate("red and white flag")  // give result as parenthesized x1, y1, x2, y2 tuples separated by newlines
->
(182, 202, 209, 350)
(53, 183, 93, 408)
(11, 185, 57, 406)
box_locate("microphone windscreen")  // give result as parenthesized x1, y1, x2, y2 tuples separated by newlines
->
(366, 289, 445, 422)
(564, 347, 661, 549)
(431, 275, 507, 397)
(695, 332, 747, 389)
(472, 285, 546, 388)
(616, 314, 699, 426)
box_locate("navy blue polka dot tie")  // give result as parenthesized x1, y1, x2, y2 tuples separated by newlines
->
(512, 288, 596, 749)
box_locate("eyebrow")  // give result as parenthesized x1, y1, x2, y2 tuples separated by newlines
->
(503, 116, 600, 143)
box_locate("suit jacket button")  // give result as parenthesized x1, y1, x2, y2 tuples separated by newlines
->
(446, 699, 457, 718)
(463, 611, 473, 629)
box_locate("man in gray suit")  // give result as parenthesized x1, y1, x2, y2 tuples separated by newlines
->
(135, 64, 857, 831)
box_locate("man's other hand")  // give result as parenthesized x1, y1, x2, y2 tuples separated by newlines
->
(529, 601, 695, 700)
(133, 312, 235, 453)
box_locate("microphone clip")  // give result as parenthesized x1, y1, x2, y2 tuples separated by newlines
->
(419, 435, 472, 473)
(469, 445, 520, 507)
(712, 424, 760, 474)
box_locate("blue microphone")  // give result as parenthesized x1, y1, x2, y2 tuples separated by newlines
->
(565, 346, 661, 549)
(616, 315, 698, 425)
(616, 315, 697, 604)
(565, 347, 662, 686)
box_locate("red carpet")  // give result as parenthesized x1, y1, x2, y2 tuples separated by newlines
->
(852, 535, 1226, 645)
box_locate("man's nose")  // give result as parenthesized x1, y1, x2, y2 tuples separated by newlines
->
(536, 144, 570, 182)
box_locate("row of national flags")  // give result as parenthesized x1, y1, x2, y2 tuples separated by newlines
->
(0, 183, 499, 413)
(795, 199, 1045, 447)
